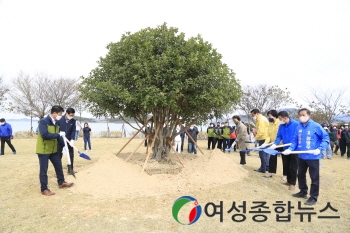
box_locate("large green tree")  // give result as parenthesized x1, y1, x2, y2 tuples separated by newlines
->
(79, 23, 242, 160)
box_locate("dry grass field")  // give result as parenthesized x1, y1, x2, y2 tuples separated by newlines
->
(0, 137, 349, 233)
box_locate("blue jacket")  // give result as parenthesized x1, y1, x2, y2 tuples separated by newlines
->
(57, 116, 76, 141)
(274, 118, 299, 149)
(0, 123, 13, 138)
(288, 119, 330, 160)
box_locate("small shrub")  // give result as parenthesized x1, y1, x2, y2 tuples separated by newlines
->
(130, 131, 145, 138)
(14, 131, 36, 139)
(99, 130, 123, 138)
(197, 132, 207, 140)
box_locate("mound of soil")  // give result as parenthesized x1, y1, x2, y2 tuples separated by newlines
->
(70, 150, 248, 199)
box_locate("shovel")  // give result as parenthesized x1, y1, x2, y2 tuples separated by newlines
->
(62, 135, 76, 178)
(239, 142, 274, 152)
(63, 137, 91, 160)
(268, 149, 319, 156)
(263, 143, 292, 155)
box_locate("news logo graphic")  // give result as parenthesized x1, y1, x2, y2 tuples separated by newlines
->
(172, 196, 202, 225)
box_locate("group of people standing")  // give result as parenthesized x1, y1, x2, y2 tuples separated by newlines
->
(247, 108, 329, 206)
(204, 108, 330, 206)
(207, 122, 237, 152)
(328, 123, 350, 159)
(206, 120, 251, 165)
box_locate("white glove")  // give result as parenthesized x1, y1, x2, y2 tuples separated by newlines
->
(313, 149, 320, 155)
(62, 146, 66, 153)
(59, 131, 66, 137)
(269, 144, 277, 149)
(70, 140, 74, 146)
(283, 149, 292, 155)
(259, 143, 267, 148)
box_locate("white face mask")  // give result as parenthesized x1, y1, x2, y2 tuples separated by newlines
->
(190, 127, 194, 130)
(0, 123, 4, 125)
(67, 116, 73, 120)
(299, 116, 309, 123)
(56, 115, 62, 121)
(280, 120, 285, 125)
(252, 116, 257, 120)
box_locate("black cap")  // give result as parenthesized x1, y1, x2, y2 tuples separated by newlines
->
(0, 118, 5, 122)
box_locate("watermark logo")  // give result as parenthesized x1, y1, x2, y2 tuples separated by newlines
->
(172, 196, 202, 225)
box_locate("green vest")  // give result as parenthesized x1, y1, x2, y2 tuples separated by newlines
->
(207, 128, 215, 137)
(222, 126, 231, 139)
(36, 125, 60, 154)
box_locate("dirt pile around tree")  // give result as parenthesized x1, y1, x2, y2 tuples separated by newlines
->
(70, 150, 248, 199)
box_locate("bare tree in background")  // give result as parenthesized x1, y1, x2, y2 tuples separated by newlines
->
(303, 88, 347, 125)
(8, 72, 80, 121)
(46, 76, 80, 108)
(72, 95, 86, 122)
(237, 84, 298, 122)
(0, 76, 9, 110)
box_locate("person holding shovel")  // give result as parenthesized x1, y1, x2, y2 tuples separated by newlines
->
(268, 111, 299, 190)
(261, 110, 281, 178)
(283, 108, 329, 205)
(232, 115, 249, 166)
(57, 107, 77, 175)
(251, 109, 269, 173)
(36, 105, 73, 196)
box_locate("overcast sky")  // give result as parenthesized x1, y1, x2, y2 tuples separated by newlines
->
(0, 0, 349, 118)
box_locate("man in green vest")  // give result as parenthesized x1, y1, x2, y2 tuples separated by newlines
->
(207, 123, 217, 150)
(37, 105, 73, 196)
(222, 121, 233, 153)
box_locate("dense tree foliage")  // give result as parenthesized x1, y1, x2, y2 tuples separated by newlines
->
(79, 23, 242, 159)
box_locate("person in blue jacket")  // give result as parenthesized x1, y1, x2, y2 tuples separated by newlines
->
(283, 108, 330, 206)
(57, 107, 77, 175)
(0, 118, 16, 155)
(269, 111, 299, 191)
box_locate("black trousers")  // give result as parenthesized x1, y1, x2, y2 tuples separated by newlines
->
(347, 144, 350, 158)
(281, 154, 288, 176)
(268, 148, 283, 173)
(58, 144, 75, 170)
(38, 153, 65, 192)
(298, 158, 319, 200)
(0, 137, 16, 154)
(285, 154, 299, 186)
(239, 151, 246, 165)
(217, 139, 223, 149)
(339, 139, 346, 155)
(207, 137, 217, 149)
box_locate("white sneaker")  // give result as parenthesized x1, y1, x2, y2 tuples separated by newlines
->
(85, 150, 88, 152)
